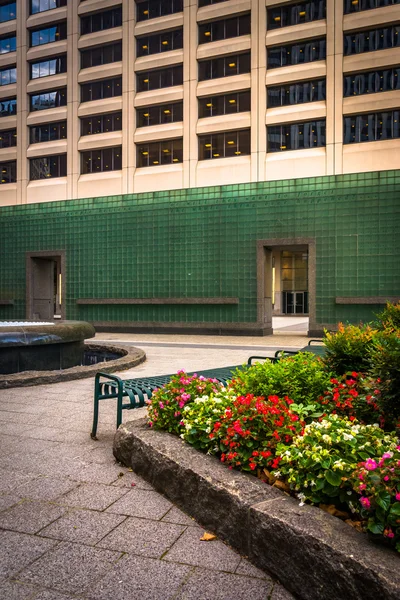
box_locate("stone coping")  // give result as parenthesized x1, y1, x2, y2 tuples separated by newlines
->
(0, 343, 146, 388)
(0, 320, 95, 347)
(113, 419, 400, 600)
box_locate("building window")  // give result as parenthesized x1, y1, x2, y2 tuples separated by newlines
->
(30, 89, 67, 111)
(30, 0, 66, 15)
(344, 26, 400, 55)
(268, 0, 326, 30)
(0, 66, 16, 86)
(30, 154, 67, 179)
(81, 77, 122, 102)
(81, 42, 122, 69)
(0, 128, 16, 148)
(267, 79, 326, 107)
(267, 120, 326, 151)
(0, 34, 16, 54)
(198, 90, 250, 118)
(0, 160, 16, 183)
(81, 7, 122, 35)
(0, 97, 16, 117)
(344, 0, 400, 14)
(0, 1, 16, 22)
(136, 65, 183, 92)
(199, 129, 250, 159)
(137, 102, 183, 127)
(136, 0, 183, 22)
(198, 52, 250, 81)
(30, 22, 67, 47)
(267, 38, 326, 68)
(344, 67, 400, 97)
(136, 28, 183, 57)
(199, 0, 228, 6)
(137, 138, 182, 167)
(81, 112, 122, 135)
(81, 146, 122, 174)
(30, 56, 67, 79)
(199, 14, 251, 44)
(344, 110, 400, 143)
(30, 121, 66, 143)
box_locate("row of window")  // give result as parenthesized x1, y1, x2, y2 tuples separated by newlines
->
(2, 108, 400, 183)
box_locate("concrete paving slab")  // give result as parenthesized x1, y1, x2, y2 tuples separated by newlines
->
(0, 530, 57, 579)
(0, 578, 38, 600)
(58, 483, 129, 511)
(0, 491, 23, 512)
(161, 506, 196, 526)
(0, 499, 66, 534)
(32, 591, 82, 600)
(174, 567, 273, 600)
(0, 469, 35, 493)
(38, 509, 126, 545)
(12, 476, 79, 502)
(105, 488, 173, 520)
(111, 470, 155, 490)
(235, 557, 271, 579)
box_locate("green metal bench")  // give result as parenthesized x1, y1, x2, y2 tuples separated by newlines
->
(91, 340, 325, 439)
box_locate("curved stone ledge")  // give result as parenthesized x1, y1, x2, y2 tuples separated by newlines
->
(0, 343, 146, 388)
(114, 419, 400, 600)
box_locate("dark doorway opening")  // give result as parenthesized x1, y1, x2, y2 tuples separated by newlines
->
(26, 251, 66, 321)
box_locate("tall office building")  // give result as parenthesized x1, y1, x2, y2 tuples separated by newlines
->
(0, 0, 399, 334)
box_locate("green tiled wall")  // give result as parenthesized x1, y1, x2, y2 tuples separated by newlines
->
(0, 170, 399, 329)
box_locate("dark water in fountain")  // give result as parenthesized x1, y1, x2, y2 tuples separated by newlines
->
(82, 349, 122, 366)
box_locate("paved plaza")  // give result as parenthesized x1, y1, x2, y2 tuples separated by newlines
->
(0, 327, 307, 600)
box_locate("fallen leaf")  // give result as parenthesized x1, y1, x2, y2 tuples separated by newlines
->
(319, 504, 350, 519)
(128, 468, 133, 472)
(200, 532, 217, 541)
(345, 519, 364, 533)
(272, 480, 291, 493)
(118, 472, 124, 478)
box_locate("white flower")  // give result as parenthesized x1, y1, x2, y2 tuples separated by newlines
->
(310, 480, 316, 487)
(273, 471, 281, 478)
(343, 433, 354, 441)
(297, 492, 306, 502)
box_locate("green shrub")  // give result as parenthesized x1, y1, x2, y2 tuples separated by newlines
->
(323, 323, 376, 375)
(368, 330, 400, 428)
(375, 302, 400, 332)
(276, 415, 399, 506)
(229, 352, 331, 410)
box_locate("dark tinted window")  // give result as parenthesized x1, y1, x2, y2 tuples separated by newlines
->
(137, 28, 183, 57)
(30, 88, 67, 111)
(344, 67, 400, 96)
(0, 2, 16, 22)
(199, 14, 251, 44)
(136, 0, 183, 21)
(344, 0, 400, 13)
(344, 110, 400, 143)
(81, 7, 122, 35)
(267, 38, 326, 68)
(137, 138, 183, 166)
(267, 120, 326, 151)
(30, 22, 67, 47)
(199, 0, 228, 6)
(0, 127, 16, 148)
(30, 121, 66, 143)
(81, 111, 122, 135)
(137, 102, 183, 127)
(199, 129, 250, 159)
(268, 0, 326, 29)
(198, 52, 250, 81)
(81, 146, 122, 173)
(0, 160, 16, 183)
(30, 55, 66, 79)
(30, 0, 66, 15)
(344, 26, 400, 55)
(267, 79, 326, 107)
(136, 65, 183, 91)
(0, 66, 16, 86)
(198, 90, 250, 117)
(30, 154, 67, 179)
(81, 42, 122, 69)
(0, 34, 16, 53)
(0, 97, 16, 117)
(81, 77, 122, 102)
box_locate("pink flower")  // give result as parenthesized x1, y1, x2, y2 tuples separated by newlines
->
(384, 529, 395, 539)
(159, 402, 164, 409)
(395, 492, 400, 501)
(358, 483, 366, 491)
(384, 475, 390, 481)
(181, 393, 191, 402)
(382, 452, 393, 459)
(364, 459, 377, 471)
(360, 497, 371, 510)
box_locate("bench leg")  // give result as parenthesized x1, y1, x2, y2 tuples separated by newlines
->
(91, 379, 101, 440)
(117, 389, 123, 429)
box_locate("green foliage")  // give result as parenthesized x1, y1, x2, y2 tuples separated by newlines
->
(276, 415, 400, 506)
(323, 323, 377, 375)
(375, 302, 400, 332)
(229, 353, 332, 409)
(368, 330, 400, 428)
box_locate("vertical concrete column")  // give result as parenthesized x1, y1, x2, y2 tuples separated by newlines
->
(123, 0, 135, 194)
(326, 0, 337, 175)
(186, 0, 198, 189)
(16, 0, 28, 204)
(255, 0, 267, 183)
(68, 0, 80, 199)
(334, 0, 344, 174)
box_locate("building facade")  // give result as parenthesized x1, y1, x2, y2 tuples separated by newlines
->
(0, 0, 399, 334)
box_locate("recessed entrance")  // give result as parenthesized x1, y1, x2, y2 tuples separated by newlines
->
(26, 251, 66, 321)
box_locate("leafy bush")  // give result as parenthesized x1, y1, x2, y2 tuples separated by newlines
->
(323, 323, 377, 375)
(230, 352, 332, 409)
(212, 393, 304, 472)
(375, 302, 400, 332)
(351, 454, 400, 551)
(276, 415, 400, 506)
(368, 330, 400, 428)
(317, 372, 383, 425)
(147, 371, 223, 435)
(180, 390, 236, 453)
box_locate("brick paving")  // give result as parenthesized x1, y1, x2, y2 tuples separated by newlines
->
(0, 332, 307, 600)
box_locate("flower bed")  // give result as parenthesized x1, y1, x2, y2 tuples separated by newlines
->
(146, 302, 400, 553)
